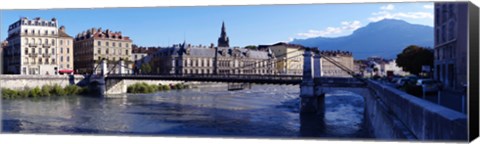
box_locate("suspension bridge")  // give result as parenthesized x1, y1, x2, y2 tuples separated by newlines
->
(82, 47, 468, 140)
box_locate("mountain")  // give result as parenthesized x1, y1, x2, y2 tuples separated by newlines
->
(290, 19, 433, 59)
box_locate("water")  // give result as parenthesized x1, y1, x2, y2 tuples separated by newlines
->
(2, 85, 371, 139)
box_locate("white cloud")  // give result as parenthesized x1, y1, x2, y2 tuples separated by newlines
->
(296, 20, 362, 38)
(368, 10, 433, 22)
(380, 4, 395, 10)
(423, 4, 434, 9)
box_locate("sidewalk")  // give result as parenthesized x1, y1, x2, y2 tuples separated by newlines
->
(424, 88, 466, 114)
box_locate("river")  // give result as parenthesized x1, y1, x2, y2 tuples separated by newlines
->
(2, 85, 371, 139)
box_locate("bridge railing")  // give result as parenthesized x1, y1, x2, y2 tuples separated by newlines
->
(106, 74, 304, 82)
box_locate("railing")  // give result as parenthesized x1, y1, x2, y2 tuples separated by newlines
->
(106, 74, 303, 84)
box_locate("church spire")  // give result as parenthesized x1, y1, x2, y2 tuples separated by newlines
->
(218, 21, 230, 47)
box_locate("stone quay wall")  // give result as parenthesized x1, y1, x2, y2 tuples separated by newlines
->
(0, 74, 84, 90)
(366, 80, 467, 140)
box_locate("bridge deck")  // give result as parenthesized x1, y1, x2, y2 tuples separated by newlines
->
(105, 74, 366, 87)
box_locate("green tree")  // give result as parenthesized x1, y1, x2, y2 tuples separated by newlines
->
(396, 45, 434, 75)
(244, 45, 257, 50)
(141, 63, 152, 74)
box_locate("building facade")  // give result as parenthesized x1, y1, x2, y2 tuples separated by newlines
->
(0, 40, 7, 74)
(146, 22, 276, 75)
(149, 43, 276, 75)
(73, 28, 133, 74)
(268, 42, 304, 75)
(433, 2, 468, 89)
(56, 26, 74, 74)
(4, 17, 71, 75)
(318, 50, 354, 77)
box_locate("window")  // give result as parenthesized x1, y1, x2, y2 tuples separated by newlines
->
(126, 43, 129, 48)
(60, 56, 63, 62)
(67, 64, 70, 68)
(441, 25, 446, 43)
(106, 49, 109, 54)
(67, 48, 70, 54)
(125, 50, 129, 55)
(45, 39, 48, 45)
(448, 21, 455, 41)
(112, 42, 116, 47)
(60, 48, 63, 53)
(97, 41, 101, 46)
(67, 40, 70, 45)
(119, 43, 122, 47)
(45, 30, 48, 35)
(51, 39, 55, 45)
(24, 29, 28, 34)
(32, 30, 35, 34)
(67, 56, 70, 62)
(60, 40, 63, 45)
(52, 48, 55, 54)
(106, 42, 109, 46)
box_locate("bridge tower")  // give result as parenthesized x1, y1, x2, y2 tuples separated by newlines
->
(300, 47, 319, 114)
(118, 60, 125, 74)
(100, 59, 107, 76)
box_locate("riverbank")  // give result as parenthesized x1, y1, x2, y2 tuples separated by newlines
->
(2, 84, 87, 99)
(0, 75, 84, 90)
(127, 82, 188, 93)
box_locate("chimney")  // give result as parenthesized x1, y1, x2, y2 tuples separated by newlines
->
(59, 26, 66, 32)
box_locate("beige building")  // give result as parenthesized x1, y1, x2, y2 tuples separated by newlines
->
(57, 26, 74, 74)
(4, 17, 72, 75)
(319, 50, 354, 77)
(267, 42, 304, 75)
(74, 28, 133, 74)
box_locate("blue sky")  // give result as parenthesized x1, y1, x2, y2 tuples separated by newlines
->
(1, 2, 433, 47)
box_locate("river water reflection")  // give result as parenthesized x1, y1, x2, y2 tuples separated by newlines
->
(2, 85, 371, 138)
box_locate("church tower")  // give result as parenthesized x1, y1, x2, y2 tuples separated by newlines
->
(217, 21, 230, 47)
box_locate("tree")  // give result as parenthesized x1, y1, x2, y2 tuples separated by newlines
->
(396, 45, 434, 75)
(140, 63, 152, 74)
(244, 45, 257, 50)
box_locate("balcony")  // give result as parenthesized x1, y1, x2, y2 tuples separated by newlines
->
(29, 53, 38, 57)
(42, 44, 51, 48)
(28, 43, 38, 47)
(42, 53, 51, 57)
